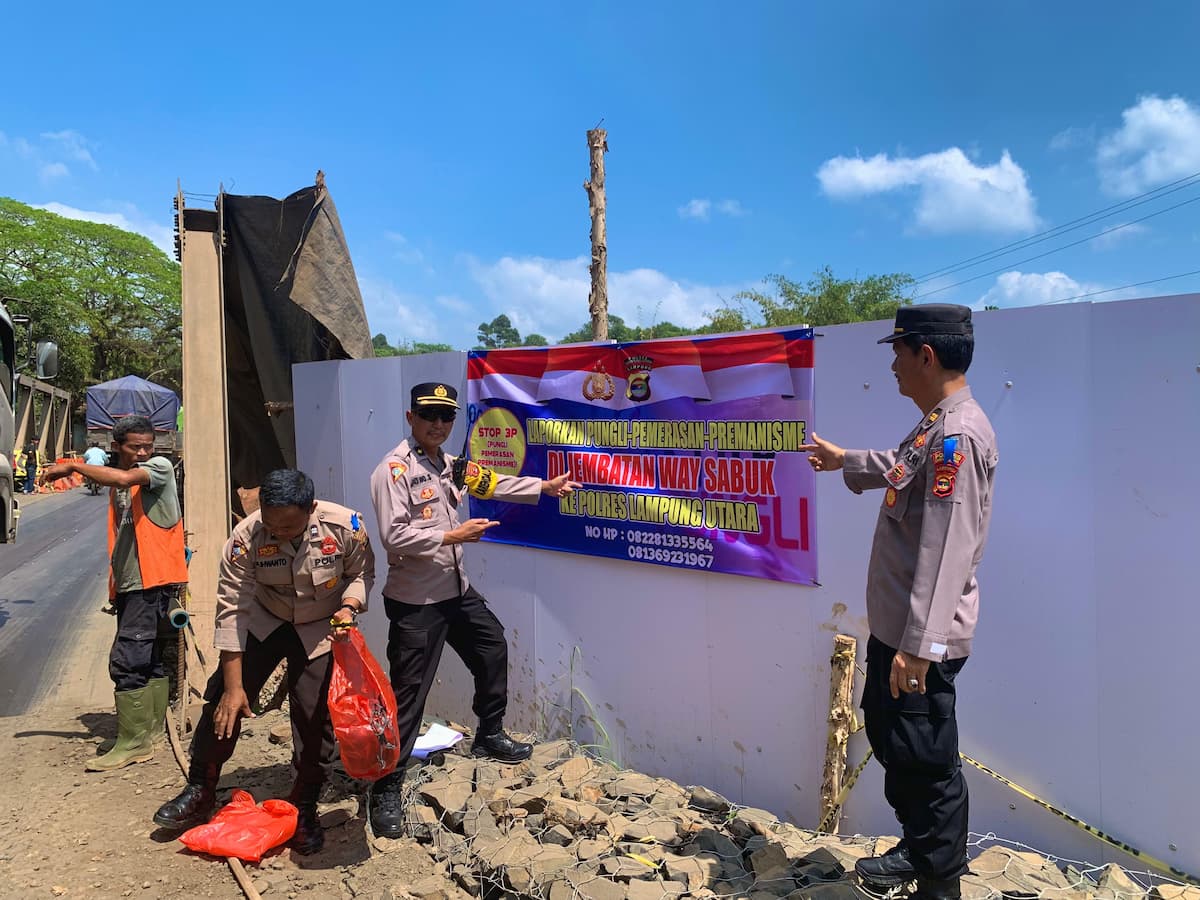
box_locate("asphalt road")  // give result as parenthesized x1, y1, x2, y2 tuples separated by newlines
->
(0, 488, 112, 717)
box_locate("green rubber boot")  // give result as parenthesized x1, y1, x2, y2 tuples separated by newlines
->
(148, 677, 169, 746)
(86, 687, 155, 772)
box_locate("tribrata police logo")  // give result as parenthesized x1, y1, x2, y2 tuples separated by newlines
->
(581, 364, 615, 402)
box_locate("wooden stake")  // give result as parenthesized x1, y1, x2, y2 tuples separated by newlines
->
(584, 128, 609, 342)
(819, 633, 858, 833)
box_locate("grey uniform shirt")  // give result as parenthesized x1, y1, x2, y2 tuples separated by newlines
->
(842, 386, 998, 660)
(112, 456, 182, 594)
(369, 438, 544, 605)
(213, 500, 375, 660)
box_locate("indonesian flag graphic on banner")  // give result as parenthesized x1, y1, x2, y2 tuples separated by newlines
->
(470, 331, 807, 410)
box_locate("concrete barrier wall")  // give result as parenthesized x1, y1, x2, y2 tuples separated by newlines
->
(293, 293, 1200, 876)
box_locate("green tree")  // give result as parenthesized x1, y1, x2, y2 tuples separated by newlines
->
(559, 314, 695, 344)
(371, 332, 399, 356)
(713, 267, 914, 330)
(475, 314, 523, 349)
(400, 340, 454, 354)
(0, 197, 181, 399)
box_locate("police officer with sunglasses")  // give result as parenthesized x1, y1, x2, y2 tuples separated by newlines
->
(366, 382, 578, 838)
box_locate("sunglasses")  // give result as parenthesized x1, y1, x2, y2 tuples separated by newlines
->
(415, 408, 457, 423)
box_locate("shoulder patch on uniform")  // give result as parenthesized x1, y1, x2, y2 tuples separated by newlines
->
(229, 541, 248, 561)
(390, 462, 407, 483)
(351, 512, 368, 543)
(931, 448, 965, 498)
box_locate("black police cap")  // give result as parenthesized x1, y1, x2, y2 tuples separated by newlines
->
(879, 304, 973, 344)
(410, 382, 460, 409)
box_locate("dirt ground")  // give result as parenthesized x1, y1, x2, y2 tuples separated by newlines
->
(0, 701, 455, 900)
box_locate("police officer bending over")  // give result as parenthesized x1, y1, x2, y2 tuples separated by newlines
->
(803, 305, 998, 900)
(153, 469, 375, 856)
(367, 382, 578, 838)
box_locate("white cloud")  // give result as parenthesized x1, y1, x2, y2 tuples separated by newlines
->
(467, 254, 750, 340)
(977, 271, 1107, 309)
(677, 197, 747, 222)
(34, 202, 174, 255)
(817, 147, 1040, 234)
(1097, 95, 1200, 196)
(384, 231, 433, 273)
(40, 130, 98, 170)
(0, 129, 100, 181)
(1090, 222, 1148, 250)
(357, 275, 443, 344)
(677, 198, 711, 221)
(1049, 125, 1094, 152)
(39, 162, 69, 180)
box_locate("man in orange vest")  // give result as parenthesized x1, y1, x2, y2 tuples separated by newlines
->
(42, 415, 187, 771)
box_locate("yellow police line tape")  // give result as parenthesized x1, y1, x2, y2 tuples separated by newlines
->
(818, 748, 1199, 886)
(816, 747, 875, 833)
(958, 753, 1200, 887)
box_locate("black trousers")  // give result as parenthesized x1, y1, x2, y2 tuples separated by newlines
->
(862, 636, 969, 881)
(384, 587, 509, 768)
(189, 624, 335, 787)
(109, 586, 175, 691)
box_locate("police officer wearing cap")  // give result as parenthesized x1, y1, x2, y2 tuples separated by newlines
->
(152, 469, 375, 856)
(802, 305, 998, 900)
(366, 382, 578, 839)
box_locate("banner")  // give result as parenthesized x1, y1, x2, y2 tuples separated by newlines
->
(465, 327, 817, 585)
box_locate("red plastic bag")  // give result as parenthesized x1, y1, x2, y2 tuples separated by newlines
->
(328, 627, 401, 779)
(179, 790, 297, 862)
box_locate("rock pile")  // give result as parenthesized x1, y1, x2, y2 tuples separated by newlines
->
(383, 739, 1187, 900)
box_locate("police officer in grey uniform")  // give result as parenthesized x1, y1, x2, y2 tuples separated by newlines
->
(367, 382, 578, 838)
(152, 469, 375, 856)
(802, 305, 998, 900)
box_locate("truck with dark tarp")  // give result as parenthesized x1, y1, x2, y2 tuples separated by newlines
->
(1, 298, 59, 542)
(85, 375, 182, 458)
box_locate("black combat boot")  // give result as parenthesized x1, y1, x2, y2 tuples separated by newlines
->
(855, 842, 917, 887)
(287, 782, 324, 855)
(153, 762, 220, 830)
(910, 877, 961, 900)
(368, 769, 405, 839)
(471, 728, 533, 763)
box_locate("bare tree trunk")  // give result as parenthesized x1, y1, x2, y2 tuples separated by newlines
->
(584, 129, 609, 342)
(819, 634, 858, 833)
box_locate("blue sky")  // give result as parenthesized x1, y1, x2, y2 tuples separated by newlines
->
(3, 1, 1199, 348)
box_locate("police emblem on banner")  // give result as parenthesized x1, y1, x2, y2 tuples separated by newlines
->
(624, 355, 653, 402)
(582, 364, 615, 402)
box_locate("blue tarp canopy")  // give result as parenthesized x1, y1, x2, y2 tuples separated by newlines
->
(85, 376, 180, 431)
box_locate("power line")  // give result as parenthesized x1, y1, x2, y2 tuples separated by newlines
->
(913, 192, 1200, 299)
(1036, 268, 1200, 306)
(914, 170, 1200, 283)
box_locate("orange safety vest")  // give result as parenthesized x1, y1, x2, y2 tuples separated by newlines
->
(107, 484, 189, 598)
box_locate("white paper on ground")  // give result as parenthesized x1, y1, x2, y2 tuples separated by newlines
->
(412, 723, 464, 759)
